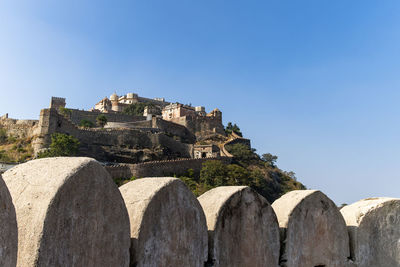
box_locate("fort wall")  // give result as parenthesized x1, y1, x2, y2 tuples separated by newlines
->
(1, 157, 398, 266)
(105, 156, 232, 179)
(67, 108, 146, 126)
(34, 109, 192, 162)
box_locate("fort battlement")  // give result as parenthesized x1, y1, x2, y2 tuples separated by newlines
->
(0, 157, 398, 266)
(104, 156, 232, 179)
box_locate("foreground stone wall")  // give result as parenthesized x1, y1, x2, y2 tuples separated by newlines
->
(3, 157, 130, 267)
(198, 186, 280, 267)
(1, 157, 400, 267)
(120, 178, 208, 267)
(272, 190, 351, 267)
(341, 198, 400, 267)
(0, 174, 18, 267)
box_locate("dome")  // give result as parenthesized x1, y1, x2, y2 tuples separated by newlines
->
(110, 93, 118, 101)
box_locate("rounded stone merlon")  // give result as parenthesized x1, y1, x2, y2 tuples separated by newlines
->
(340, 197, 400, 267)
(119, 177, 208, 267)
(272, 190, 350, 267)
(198, 186, 280, 267)
(0, 174, 18, 267)
(3, 157, 130, 267)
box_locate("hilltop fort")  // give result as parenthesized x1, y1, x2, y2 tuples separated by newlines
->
(0, 92, 248, 176)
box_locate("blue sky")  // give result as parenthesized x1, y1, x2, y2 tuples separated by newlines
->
(1, 1, 400, 205)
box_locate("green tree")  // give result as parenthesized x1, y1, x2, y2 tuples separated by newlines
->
(79, 119, 94, 128)
(226, 164, 249, 185)
(199, 160, 228, 186)
(225, 143, 258, 164)
(96, 114, 108, 128)
(38, 133, 80, 158)
(122, 102, 155, 116)
(225, 122, 243, 137)
(262, 153, 278, 167)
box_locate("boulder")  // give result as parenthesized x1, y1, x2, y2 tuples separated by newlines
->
(198, 186, 280, 267)
(3, 157, 130, 267)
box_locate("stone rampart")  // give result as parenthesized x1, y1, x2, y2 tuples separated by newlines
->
(34, 109, 192, 162)
(68, 108, 146, 125)
(198, 186, 280, 267)
(341, 198, 400, 267)
(120, 178, 208, 266)
(2, 157, 130, 267)
(272, 190, 351, 267)
(0, 157, 399, 266)
(104, 157, 232, 179)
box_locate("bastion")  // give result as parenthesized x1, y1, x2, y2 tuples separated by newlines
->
(119, 177, 208, 267)
(198, 186, 280, 267)
(340, 197, 400, 267)
(272, 190, 350, 267)
(2, 157, 131, 267)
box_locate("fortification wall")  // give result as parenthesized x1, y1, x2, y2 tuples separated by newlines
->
(0, 118, 39, 139)
(105, 157, 232, 179)
(170, 115, 225, 138)
(1, 157, 399, 266)
(152, 117, 196, 143)
(68, 109, 146, 125)
(34, 109, 192, 162)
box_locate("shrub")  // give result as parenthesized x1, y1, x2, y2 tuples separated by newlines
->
(96, 114, 107, 128)
(79, 119, 94, 128)
(37, 133, 80, 158)
(122, 102, 155, 116)
(225, 122, 243, 137)
(0, 128, 7, 144)
(59, 107, 72, 118)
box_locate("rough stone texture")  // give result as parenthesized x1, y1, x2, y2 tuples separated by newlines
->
(0, 174, 18, 267)
(3, 157, 130, 267)
(119, 177, 208, 267)
(198, 186, 280, 267)
(272, 190, 350, 267)
(340, 197, 400, 267)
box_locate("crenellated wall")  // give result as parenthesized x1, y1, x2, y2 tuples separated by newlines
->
(1, 157, 399, 267)
(104, 157, 232, 179)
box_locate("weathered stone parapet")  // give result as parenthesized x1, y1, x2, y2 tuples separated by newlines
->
(340, 197, 400, 267)
(3, 157, 130, 267)
(198, 186, 280, 267)
(0, 174, 18, 267)
(119, 177, 208, 267)
(272, 190, 350, 267)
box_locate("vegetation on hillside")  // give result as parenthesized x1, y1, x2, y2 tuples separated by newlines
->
(122, 102, 156, 116)
(225, 122, 242, 137)
(0, 128, 34, 162)
(37, 133, 80, 158)
(179, 143, 305, 203)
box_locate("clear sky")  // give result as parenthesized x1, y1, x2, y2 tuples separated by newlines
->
(1, 0, 400, 205)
